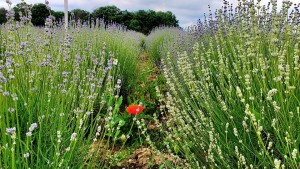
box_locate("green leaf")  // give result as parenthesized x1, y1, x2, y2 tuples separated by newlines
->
(117, 96, 123, 106)
(251, 108, 262, 121)
(174, 145, 179, 154)
(136, 114, 154, 120)
(114, 130, 120, 139)
(159, 164, 165, 169)
(113, 115, 126, 127)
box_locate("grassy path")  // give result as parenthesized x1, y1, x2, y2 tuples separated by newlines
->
(134, 51, 160, 102)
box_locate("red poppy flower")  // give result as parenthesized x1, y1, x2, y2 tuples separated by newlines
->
(126, 105, 144, 115)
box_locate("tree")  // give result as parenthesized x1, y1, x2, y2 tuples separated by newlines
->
(92, 5, 122, 25)
(0, 8, 7, 24)
(128, 19, 141, 31)
(52, 11, 64, 22)
(71, 9, 90, 21)
(120, 10, 133, 26)
(31, 3, 49, 26)
(124, 10, 179, 34)
(2, 3, 179, 34)
(135, 10, 150, 34)
(156, 11, 179, 27)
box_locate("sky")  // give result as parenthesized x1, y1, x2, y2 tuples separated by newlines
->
(1, 0, 300, 28)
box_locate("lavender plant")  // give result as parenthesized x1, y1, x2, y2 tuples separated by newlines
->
(146, 27, 190, 67)
(0, 1, 144, 168)
(153, 0, 300, 168)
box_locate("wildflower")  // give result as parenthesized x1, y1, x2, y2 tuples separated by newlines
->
(233, 128, 238, 137)
(291, 149, 298, 159)
(8, 108, 15, 113)
(29, 123, 38, 131)
(274, 158, 281, 169)
(57, 130, 61, 143)
(236, 86, 243, 98)
(113, 59, 118, 65)
(120, 134, 126, 142)
(70, 133, 77, 141)
(65, 147, 71, 152)
(26, 131, 32, 137)
(23, 153, 30, 158)
(3, 92, 9, 96)
(126, 104, 144, 115)
(267, 89, 278, 100)
(0, 72, 7, 83)
(6, 0, 12, 5)
(86, 111, 92, 115)
(6, 127, 16, 134)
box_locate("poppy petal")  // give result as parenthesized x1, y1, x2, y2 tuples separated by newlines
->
(126, 105, 144, 115)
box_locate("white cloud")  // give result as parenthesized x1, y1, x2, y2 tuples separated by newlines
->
(2, 0, 300, 28)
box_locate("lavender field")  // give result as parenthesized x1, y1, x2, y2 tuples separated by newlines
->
(1, 0, 300, 168)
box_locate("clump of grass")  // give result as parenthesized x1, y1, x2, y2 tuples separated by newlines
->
(154, 0, 300, 168)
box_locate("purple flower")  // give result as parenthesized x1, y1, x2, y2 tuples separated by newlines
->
(6, 10, 14, 19)
(40, 61, 51, 67)
(108, 59, 113, 65)
(20, 42, 27, 48)
(62, 71, 71, 77)
(6, 127, 16, 134)
(5, 0, 12, 5)
(0, 72, 7, 83)
(22, 5, 29, 9)
(29, 123, 38, 131)
(18, 51, 24, 55)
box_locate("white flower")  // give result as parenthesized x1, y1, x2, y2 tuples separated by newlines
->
(267, 89, 278, 100)
(236, 86, 243, 98)
(113, 59, 118, 65)
(26, 131, 32, 137)
(274, 158, 281, 169)
(233, 128, 238, 137)
(292, 149, 298, 159)
(23, 153, 30, 158)
(70, 133, 77, 141)
(97, 126, 101, 132)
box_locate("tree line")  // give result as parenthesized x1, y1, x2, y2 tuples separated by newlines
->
(0, 3, 179, 34)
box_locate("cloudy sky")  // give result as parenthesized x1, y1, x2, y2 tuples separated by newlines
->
(1, 0, 300, 28)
